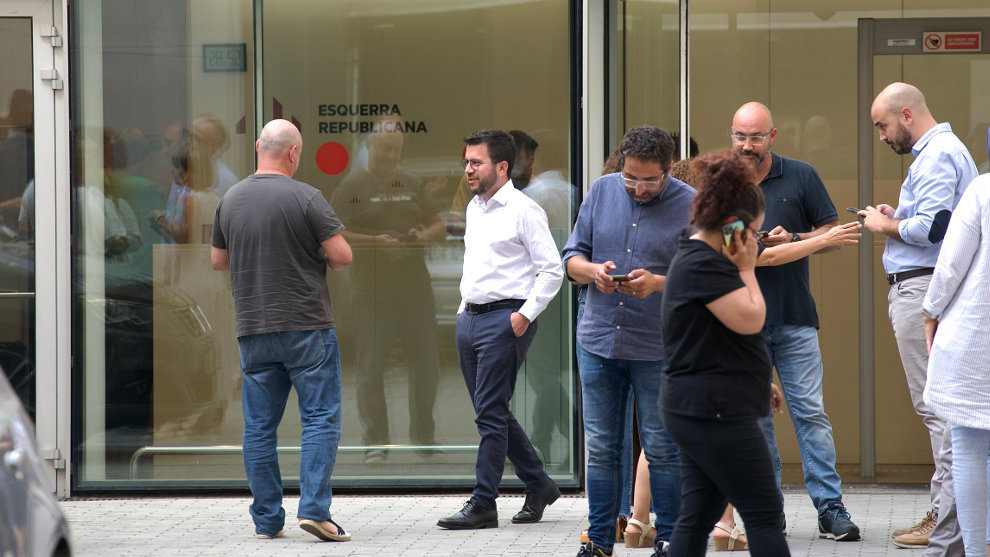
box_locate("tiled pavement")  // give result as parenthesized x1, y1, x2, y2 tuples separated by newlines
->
(61, 485, 933, 556)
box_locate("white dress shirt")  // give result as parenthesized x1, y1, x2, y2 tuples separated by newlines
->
(458, 180, 563, 322)
(923, 174, 990, 429)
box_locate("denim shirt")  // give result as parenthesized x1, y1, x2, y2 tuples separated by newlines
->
(883, 123, 978, 274)
(562, 172, 695, 361)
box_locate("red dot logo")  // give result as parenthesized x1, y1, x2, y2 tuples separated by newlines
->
(315, 142, 349, 175)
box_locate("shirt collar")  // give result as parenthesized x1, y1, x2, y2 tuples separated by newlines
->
(474, 179, 516, 209)
(912, 122, 952, 157)
(762, 152, 783, 183)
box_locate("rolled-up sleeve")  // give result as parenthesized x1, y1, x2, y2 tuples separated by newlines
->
(898, 151, 962, 246)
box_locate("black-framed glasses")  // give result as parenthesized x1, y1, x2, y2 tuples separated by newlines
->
(460, 159, 491, 170)
(729, 130, 773, 145)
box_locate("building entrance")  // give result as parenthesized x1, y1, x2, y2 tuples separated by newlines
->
(857, 17, 990, 481)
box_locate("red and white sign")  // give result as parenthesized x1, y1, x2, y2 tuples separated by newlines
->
(923, 31, 982, 53)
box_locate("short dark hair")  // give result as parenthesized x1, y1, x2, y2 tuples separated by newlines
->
(509, 130, 539, 152)
(464, 129, 516, 176)
(690, 150, 765, 231)
(618, 126, 674, 170)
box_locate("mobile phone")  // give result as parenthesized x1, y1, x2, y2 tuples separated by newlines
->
(846, 207, 864, 214)
(755, 230, 769, 242)
(610, 274, 630, 282)
(722, 220, 745, 254)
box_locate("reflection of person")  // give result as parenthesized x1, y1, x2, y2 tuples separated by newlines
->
(562, 126, 692, 557)
(863, 82, 977, 553)
(729, 102, 860, 542)
(331, 122, 441, 457)
(210, 119, 353, 542)
(190, 116, 239, 196)
(152, 145, 218, 245)
(660, 150, 789, 557)
(437, 129, 563, 530)
(0, 89, 33, 228)
(510, 129, 576, 231)
(922, 174, 990, 557)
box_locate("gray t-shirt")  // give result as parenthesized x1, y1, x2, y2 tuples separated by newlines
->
(212, 173, 344, 337)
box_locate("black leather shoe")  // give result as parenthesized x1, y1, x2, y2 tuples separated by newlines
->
(511, 480, 560, 523)
(437, 500, 498, 530)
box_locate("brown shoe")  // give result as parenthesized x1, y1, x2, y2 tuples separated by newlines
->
(892, 513, 936, 549)
(892, 510, 935, 538)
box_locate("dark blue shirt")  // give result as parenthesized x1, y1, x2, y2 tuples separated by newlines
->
(562, 172, 695, 361)
(755, 153, 837, 328)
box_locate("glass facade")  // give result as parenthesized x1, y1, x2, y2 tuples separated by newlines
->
(70, 0, 577, 489)
(0, 18, 36, 422)
(685, 1, 990, 481)
(40, 0, 989, 493)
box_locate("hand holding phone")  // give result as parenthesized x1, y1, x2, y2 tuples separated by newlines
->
(722, 220, 746, 255)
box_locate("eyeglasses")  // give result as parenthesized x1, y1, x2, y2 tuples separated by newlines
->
(729, 130, 773, 145)
(622, 174, 666, 192)
(460, 159, 491, 170)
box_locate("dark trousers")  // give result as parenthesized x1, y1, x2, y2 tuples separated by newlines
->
(456, 307, 548, 509)
(662, 411, 790, 557)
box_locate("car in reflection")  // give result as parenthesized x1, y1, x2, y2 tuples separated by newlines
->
(0, 368, 72, 556)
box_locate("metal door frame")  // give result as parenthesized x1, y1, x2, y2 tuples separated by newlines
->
(857, 17, 990, 480)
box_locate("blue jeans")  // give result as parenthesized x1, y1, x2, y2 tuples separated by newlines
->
(950, 425, 990, 557)
(238, 328, 343, 536)
(759, 324, 842, 514)
(576, 287, 634, 518)
(578, 344, 681, 551)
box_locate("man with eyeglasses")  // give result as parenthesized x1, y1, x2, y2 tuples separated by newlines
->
(729, 101, 860, 541)
(437, 129, 564, 530)
(561, 125, 694, 557)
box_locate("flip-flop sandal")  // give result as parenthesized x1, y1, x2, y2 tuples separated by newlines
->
(299, 518, 352, 542)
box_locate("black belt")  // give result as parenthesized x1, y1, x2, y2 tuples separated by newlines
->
(887, 267, 934, 286)
(465, 299, 525, 315)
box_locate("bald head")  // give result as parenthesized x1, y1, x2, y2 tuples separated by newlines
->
(256, 119, 303, 176)
(731, 101, 777, 171)
(872, 82, 930, 119)
(733, 102, 774, 131)
(870, 83, 937, 154)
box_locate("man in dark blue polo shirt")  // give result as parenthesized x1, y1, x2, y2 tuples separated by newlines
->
(562, 126, 695, 557)
(730, 102, 861, 541)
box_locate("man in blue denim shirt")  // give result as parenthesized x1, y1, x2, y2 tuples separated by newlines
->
(730, 102, 861, 542)
(864, 82, 977, 553)
(562, 126, 694, 557)
(212, 119, 354, 542)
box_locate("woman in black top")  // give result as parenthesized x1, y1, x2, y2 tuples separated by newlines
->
(660, 151, 790, 556)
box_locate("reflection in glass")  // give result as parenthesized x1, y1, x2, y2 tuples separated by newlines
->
(71, 0, 575, 489)
(332, 118, 443, 461)
(0, 19, 36, 421)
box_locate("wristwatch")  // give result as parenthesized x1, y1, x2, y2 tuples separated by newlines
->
(791, 232, 801, 242)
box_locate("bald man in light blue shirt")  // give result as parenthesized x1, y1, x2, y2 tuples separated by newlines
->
(864, 82, 977, 553)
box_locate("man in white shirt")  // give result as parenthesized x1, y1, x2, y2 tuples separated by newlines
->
(437, 129, 564, 530)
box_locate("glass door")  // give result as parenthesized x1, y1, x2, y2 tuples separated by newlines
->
(0, 0, 69, 495)
(857, 17, 990, 481)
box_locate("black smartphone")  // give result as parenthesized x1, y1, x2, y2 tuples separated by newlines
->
(722, 220, 745, 254)
(610, 274, 630, 282)
(755, 230, 769, 242)
(846, 207, 864, 214)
